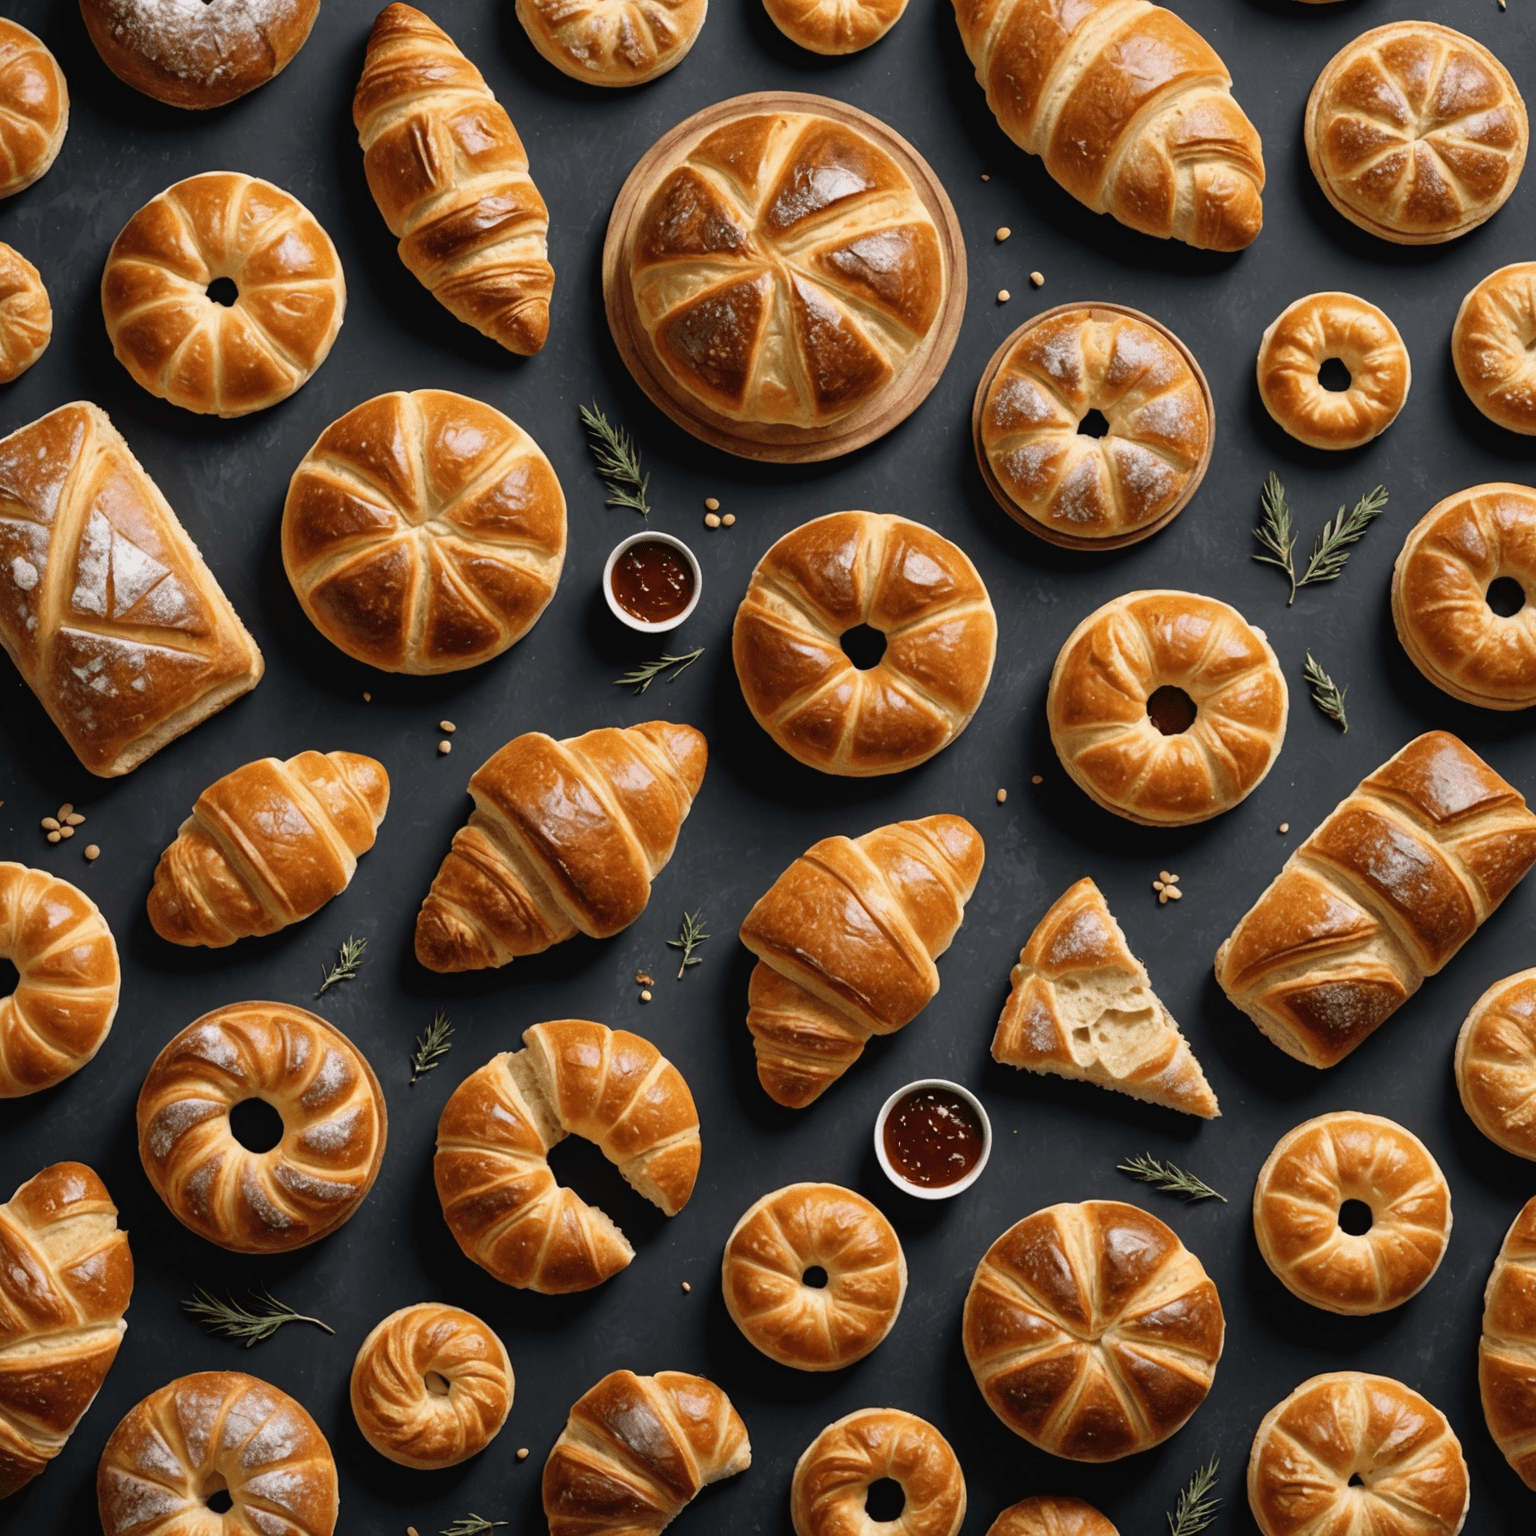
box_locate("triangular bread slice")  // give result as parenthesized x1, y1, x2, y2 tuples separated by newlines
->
(992, 877, 1219, 1118)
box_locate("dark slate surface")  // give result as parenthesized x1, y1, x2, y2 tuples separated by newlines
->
(3, 0, 1536, 1530)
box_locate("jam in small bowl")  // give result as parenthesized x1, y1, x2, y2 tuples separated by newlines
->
(874, 1078, 991, 1200)
(603, 531, 701, 633)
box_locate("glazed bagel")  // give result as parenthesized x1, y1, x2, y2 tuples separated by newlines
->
(1481, 1196, 1536, 1489)
(792, 1409, 965, 1536)
(1257, 293, 1409, 450)
(1047, 590, 1287, 826)
(764, 0, 906, 54)
(1456, 969, 1536, 1160)
(1253, 1112, 1451, 1316)
(1247, 1372, 1468, 1536)
(733, 511, 997, 776)
(0, 19, 67, 198)
(1454, 264, 1536, 434)
(0, 862, 119, 1098)
(1392, 483, 1536, 709)
(350, 1303, 513, 1469)
(0, 242, 49, 381)
(987, 1499, 1118, 1536)
(976, 305, 1211, 548)
(98, 1372, 338, 1536)
(101, 172, 345, 417)
(722, 1183, 906, 1370)
(79, 0, 320, 109)
(136, 1002, 387, 1253)
(517, 0, 707, 84)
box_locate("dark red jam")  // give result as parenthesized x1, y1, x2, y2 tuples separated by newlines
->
(611, 539, 695, 623)
(883, 1086, 984, 1188)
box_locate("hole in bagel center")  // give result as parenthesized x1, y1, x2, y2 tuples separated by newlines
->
(1347, 1473, 1365, 1488)
(424, 1370, 451, 1397)
(802, 1265, 829, 1290)
(229, 1097, 284, 1154)
(0, 956, 18, 999)
(1078, 407, 1111, 439)
(865, 1479, 906, 1521)
(1317, 357, 1352, 393)
(840, 624, 888, 671)
(1338, 1198, 1374, 1236)
(1146, 685, 1197, 736)
(204, 1478, 233, 1514)
(206, 276, 238, 307)
(1488, 576, 1526, 617)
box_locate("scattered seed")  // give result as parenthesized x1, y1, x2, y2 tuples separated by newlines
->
(59, 825, 74, 839)
(639, 988, 652, 1003)
(1167, 886, 1183, 900)
(40, 816, 59, 830)
(995, 788, 1007, 804)
(636, 971, 655, 986)
(439, 720, 456, 733)
(66, 813, 85, 826)
(408, 1527, 421, 1536)
(1031, 774, 1043, 785)
(997, 288, 1011, 303)
(46, 830, 60, 844)
(363, 691, 372, 702)
(1030, 271, 1045, 288)
(996, 226, 1012, 242)
(84, 845, 100, 861)
(704, 512, 721, 528)
(721, 513, 735, 527)
(438, 740, 452, 755)
(1159, 870, 1173, 883)
(681, 1281, 691, 1293)
(517, 1448, 530, 1461)
(58, 803, 72, 818)
(1279, 822, 1290, 834)
(704, 497, 720, 511)
(981, 173, 990, 181)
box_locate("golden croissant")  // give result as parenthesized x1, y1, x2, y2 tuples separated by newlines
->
(739, 814, 984, 1106)
(147, 751, 390, 946)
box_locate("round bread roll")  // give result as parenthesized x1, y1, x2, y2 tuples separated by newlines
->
(1391, 483, 1536, 710)
(79, 0, 320, 110)
(0, 19, 67, 198)
(987, 1498, 1118, 1536)
(1253, 1112, 1451, 1316)
(1454, 264, 1536, 435)
(436, 1020, 700, 1293)
(0, 862, 119, 1098)
(722, 1183, 906, 1370)
(516, 0, 706, 85)
(98, 1371, 338, 1536)
(136, 1002, 387, 1253)
(1047, 590, 1287, 826)
(0, 242, 49, 381)
(733, 511, 996, 776)
(976, 304, 1212, 549)
(1306, 22, 1527, 244)
(1481, 1195, 1536, 1489)
(101, 171, 345, 417)
(350, 1303, 513, 1469)
(792, 1409, 965, 1536)
(1256, 292, 1409, 450)
(964, 1201, 1224, 1460)
(283, 391, 567, 674)
(1456, 969, 1536, 1160)
(764, 0, 906, 54)
(1247, 1372, 1468, 1536)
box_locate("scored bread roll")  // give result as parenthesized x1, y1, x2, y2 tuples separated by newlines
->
(517, 0, 707, 85)
(0, 242, 49, 381)
(764, 0, 906, 54)
(1481, 1195, 1536, 1490)
(1455, 970, 1536, 1161)
(1454, 264, 1536, 434)
(0, 19, 67, 198)
(987, 1499, 1119, 1536)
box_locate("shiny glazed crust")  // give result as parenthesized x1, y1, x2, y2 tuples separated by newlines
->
(722, 1183, 906, 1369)
(516, 0, 707, 84)
(1252, 1112, 1451, 1315)
(963, 1200, 1224, 1460)
(0, 863, 119, 1098)
(740, 814, 985, 1105)
(1453, 264, 1536, 433)
(1047, 589, 1287, 825)
(764, 0, 908, 55)
(1215, 732, 1536, 1067)
(136, 1002, 387, 1253)
(1455, 969, 1536, 1160)
(0, 1163, 132, 1499)
(1256, 292, 1410, 450)
(283, 391, 566, 673)
(0, 242, 49, 381)
(0, 19, 67, 197)
(147, 751, 389, 946)
(1480, 1195, 1536, 1488)
(1247, 1372, 1468, 1535)
(435, 1020, 700, 1293)
(733, 512, 996, 776)
(791, 1408, 964, 1536)
(97, 1372, 338, 1536)
(0, 402, 264, 776)
(987, 1498, 1119, 1536)
(350, 1303, 513, 1469)
(1392, 483, 1536, 708)
(1304, 21, 1527, 244)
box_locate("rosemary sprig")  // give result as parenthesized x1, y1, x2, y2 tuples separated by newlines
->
(315, 935, 366, 998)
(615, 647, 704, 694)
(580, 402, 651, 518)
(1298, 484, 1388, 588)
(1118, 1154, 1227, 1203)
(1167, 1458, 1221, 1536)
(182, 1287, 334, 1347)
(410, 1011, 454, 1085)
(666, 909, 709, 979)
(1253, 472, 1299, 603)
(1304, 651, 1349, 732)
(441, 1518, 509, 1536)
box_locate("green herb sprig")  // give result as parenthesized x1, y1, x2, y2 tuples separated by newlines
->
(441, 1518, 509, 1536)
(1118, 1154, 1227, 1203)
(581, 403, 651, 518)
(667, 910, 709, 978)
(615, 648, 704, 694)
(1304, 652, 1349, 732)
(315, 935, 366, 998)
(1253, 472, 1300, 603)
(1299, 485, 1389, 588)
(182, 1288, 334, 1347)
(410, 1011, 454, 1085)
(1167, 1458, 1221, 1536)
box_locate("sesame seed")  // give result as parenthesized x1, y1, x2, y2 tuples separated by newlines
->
(640, 988, 652, 1003)
(1159, 871, 1172, 883)
(438, 740, 452, 755)
(439, 720, 456, 733)
(85, 845, 100, 861)
(721, 513, 735, 527)
(1030, 271, 1044, 287)
(46, 831, 60, 844)
(58, 803, 72, 818)
(1031, 774, 1043, 785)
(981, 173, 990, 181)
(362, 691, 371, 702)
(59, 825, 74, 839)
(1279, 822, 1290, 834)
(704, 497, 720, 511)
(997, 288, 1011, 302)
(517, 1447, 529, 1460)
(682, 1281, 691, 1292)
(996, 788, 1007, 803)
(66, 813, 85, 826)
(996, 226, 1011, 242)
(704, 512, 721, 528)
(1167, 887, 1183, 900)
(40, 816, 59, 830)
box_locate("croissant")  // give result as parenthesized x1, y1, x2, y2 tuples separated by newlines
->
(740, 814, 985, 1106)
(0, 1163, 132, 1498)
(952, 0, 1264, 251)
(415, 721, 706, 972)
(1216, 731, 1536, 1068)
(543, 1369, 750, 1535)
(146, 750, 390, 947)
(355, 3, 554, 355)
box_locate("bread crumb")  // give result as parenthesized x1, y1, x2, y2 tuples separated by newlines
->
(981, 173, 990, 181)
(995, 788, 1007, 803)
(362, 691, 371, 702)
(439, 720, 456, 733)
(996, 226, 1011, 242)
(636, 971, 654, 986)
(1030, 270, 1044, 287)
(704, 497, 719, 511)
(997, 288, 1011, 302)
(682, 1281, 691, 1292)
(704, 512, 721, 528)
(721, 513, 735, 527)
(1031, 774, 1043, 785)
(517, 1448, 529, 1461)
(84, 844, 100, 861)
(438, 740, 452, 755)
(639, 988, 652, 1003)
(1279, 822, 1290, 833)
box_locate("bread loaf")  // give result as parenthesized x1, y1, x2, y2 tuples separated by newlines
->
(1216, 731, 1536, 1067)
(740, 814, 984, 1106)
(0, 402, 263, 776)
(1481, 1195, 1536, 1489)
(0, 242, 49, 381)
(1456, 969, 1536, 1160)
(0, 19, 66, 198)
(356, 4, 554, 355)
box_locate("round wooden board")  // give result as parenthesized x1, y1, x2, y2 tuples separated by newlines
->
(970, 301, 1216, 552)
(602, 90, 968, 464)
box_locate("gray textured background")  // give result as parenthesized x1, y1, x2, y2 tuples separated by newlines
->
(3, 0, 1536, 1530)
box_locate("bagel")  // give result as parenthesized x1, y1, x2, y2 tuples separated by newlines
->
(1454, 263, 1536, 434)
(1456, 969, 1536, 1160)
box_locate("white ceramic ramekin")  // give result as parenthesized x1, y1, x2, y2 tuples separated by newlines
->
(873, 1077, 992, 1201)
(602, 530, 702, 634)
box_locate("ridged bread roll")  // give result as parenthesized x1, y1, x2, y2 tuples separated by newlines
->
(764, 0, 906, 54)
(1481, 1195, 1536, 1489)
(0, 241, 49, 381)
(953, 0, 1264, 250)
(0, 19, 67, 198)
(987, 1499, 1118, 1536)
(1455, 970, 1536, 1160)
(1453, 264, 1536, 434)
(517, 0, 707, 85)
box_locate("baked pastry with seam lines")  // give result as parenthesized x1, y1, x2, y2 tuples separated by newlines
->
(1453, 263, 1536, 434)
(516, 0, 707, 85)
(1480, 1194, 1536, 1489)
(0, 242, 49, 382)
(987, 1498, 1118, 1536)
(0, 19, 67, 198)
(1455, 969, 1536, 1161)
(764, 0, 907, 55)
